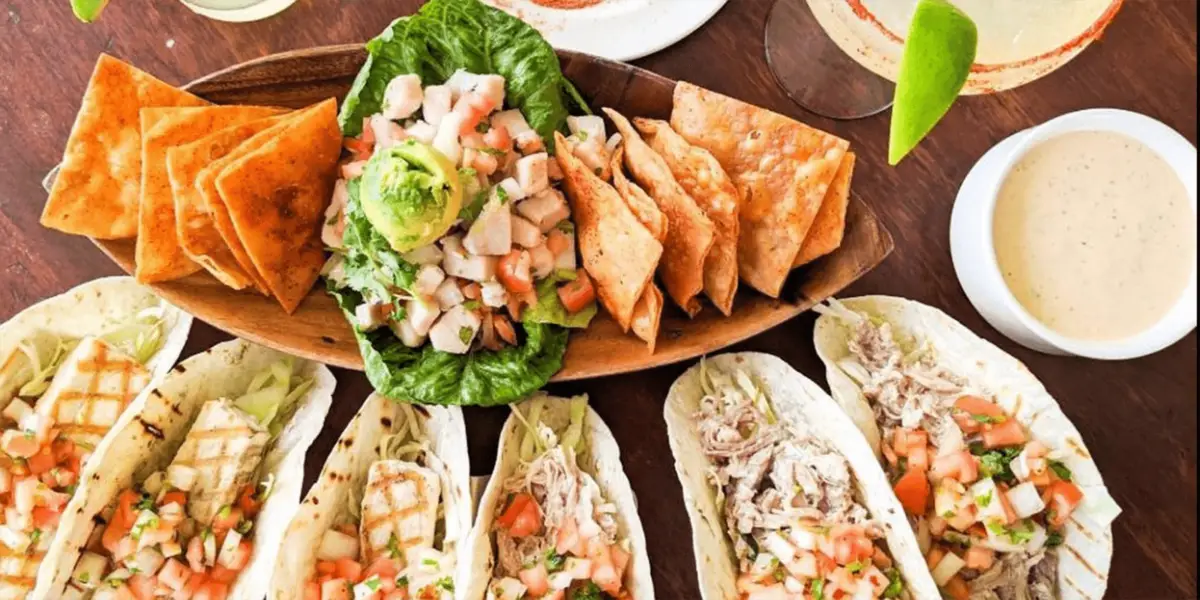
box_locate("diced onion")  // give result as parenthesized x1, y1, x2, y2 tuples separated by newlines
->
(1006, 482, 1046, 520)
(316, 528, 359, 562)
(931, 551, 966, 586)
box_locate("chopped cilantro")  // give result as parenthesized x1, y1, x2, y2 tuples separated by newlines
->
(396, 575, 409, 587)
(217, 505, 231, 520)
(387, 534, 402, 559)
(971, 413, 1007, 424)
(136, 493, 155, 511)
(479, 146, 507, 157)
(593, 167, 603, 176)
(422, 558, 439, 568)
(555, 221, 575, 234)
(235, 520, 253, 535)
(883, 568, 904, 598)
(1047, 530, 1065, 547)
(544, 549, 566, 572)
(976, 490, 993, 508)
(811, 578, 825, 600)
(476, 121, 490, 134)
(577, 130, 589, 141)
(77, 572, 90, 584)
(1006, 520, 1037, 544)
(463, 300, 482, 311)
(943, 531, 972, 547)
(363, 575, 382, 591)
(496, 185, 510, 203)
(846, 560, 867, 574)
(570, 581, 603, 600)
(1049, 460, 1073, 482)
(975, 447, 1022, 483)
(458, 326, 475, 346)
(435, 576, 454, 592)
(942, 511, 956, 519)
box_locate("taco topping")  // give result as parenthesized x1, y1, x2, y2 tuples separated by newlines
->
(693, 363, 905, 600)
(304, 404, 461, 600)
(486, 396, 632, 600)
(828, 302, 1085, 600)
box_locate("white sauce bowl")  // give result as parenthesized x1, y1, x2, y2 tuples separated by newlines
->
(950, 108, 1198, 359)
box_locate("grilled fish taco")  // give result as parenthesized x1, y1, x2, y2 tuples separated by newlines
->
(465, 394, 654, 600)
(0, 277, 191, 597)
(813, 297, 1121, 600)
(270, 394, 471, 600)
(36, 339, 334, 600)
(663, 352, 940, 600)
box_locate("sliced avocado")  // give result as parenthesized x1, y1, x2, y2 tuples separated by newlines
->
(71, 0, 110, 22)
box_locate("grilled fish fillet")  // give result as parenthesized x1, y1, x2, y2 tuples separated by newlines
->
(169, 399, 268, 525)
(34, 336, 151, 452)
(360, 459, 441, 564)
(0, 518, 54, 599)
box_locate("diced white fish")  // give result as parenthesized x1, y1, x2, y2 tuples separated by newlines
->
(547, 158, 564, 182)
(369, 114, 408, 150)
(389, 319, 427, 349)
(528, 244, 555, 279)
(321, 255, 347, 288)
(491, 109, 532, 138)
(432, 279, 465, 311)
(553, 229, 577, 272)
(513, 130, 544, 156)
(382, 75, 424, 121)
(429, 305, 481, 355)
(433, 112, 464, 165)
(511, 215, 544, 249)
(489, 577, 528, 600)
(573, 138, 609, 175)
(444, 69, 477, 102)
(516, 189, 571, 233)
(413, 265, 446, 298)
(169, 400, 268, 525)
(463, 199, 513, 257)
(473, 74, 507, 111)
(567, 115, 606, 142)
(354, 300, 391, 332)
(515, 152, 550, 196)
(34, 336, 151, 451)
(402, 244, 444, 266)
(481, 281, 508, 309)
(406, 296, 441, 338)
(406, 120, 437, 145)
(493, 177, 527, 203)
(321, 180, 349, 249)
(359, 459, 441, 565)
(443, 242, 498, 282)
(422, 85, 453, 128)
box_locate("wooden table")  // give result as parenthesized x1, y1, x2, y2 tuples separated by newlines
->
(1, 1, 1195, 598)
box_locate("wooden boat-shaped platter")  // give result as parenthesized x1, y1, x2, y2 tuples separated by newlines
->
(92, 45, 894, 380)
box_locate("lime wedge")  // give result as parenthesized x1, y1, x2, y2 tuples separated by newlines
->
(888, 0, 978, 165)
(71, 0, 109, 22)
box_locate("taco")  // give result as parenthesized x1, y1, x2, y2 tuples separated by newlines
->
(465, 394, 654, 600)
(0, 277, 192, 597)
(813, 297, 1121, 600)
(35, 339, 335, 600)
(270, 394, 471, 600)
(663, 352, 940, 600)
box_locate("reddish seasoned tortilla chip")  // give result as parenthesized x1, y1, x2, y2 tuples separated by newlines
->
(603, 108, 714, 317)
(611, 147, 668, 243)
(635, 118, 741, 316)
(555, 132, 662, 332)
(795, 152, 855, 267)
(671, 82, 849, 298)
(214, 99, 342, 313)
(630, 284, 664, 353)
(42, 54, 207, 239)
(169, 114, 291, 292)
(136, 105, 284, 283)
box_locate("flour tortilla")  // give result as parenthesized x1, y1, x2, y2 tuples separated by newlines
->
(270, 395, 472, 600)
(611, 147, 668, 243)
(137, 106, 285, 283)
(605, 108, 714, 316)
(34, 339, 335, 600)
(813, 296, 1120, 600)
(42, 54, 208, 239)
(634, 118, 741, 316)
(169, 114, 290, 292)
(663, 352, 940, 600)
(630, 283, 664, 353)
(463, 395, 655, 599)
(671, 82, 849, 298)
(794, 152, 855, 267)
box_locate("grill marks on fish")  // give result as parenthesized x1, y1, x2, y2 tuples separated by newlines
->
(35, 337, 151, 450)
(169, 400, 268, 524)
(360, 459, 441, 564)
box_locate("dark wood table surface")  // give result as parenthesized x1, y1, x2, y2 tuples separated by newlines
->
(1, 1, 1195, 598)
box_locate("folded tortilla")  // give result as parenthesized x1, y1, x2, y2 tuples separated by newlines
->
(34, 339, 335, 600)
(211, 99, 342, 313)
(671, 82, 849, 298)
(136, 105, 284, 283)
(604, 108, 715, 316)
(663, 352, 941, 600)
(813, 296, 1119, 600)
(611, 147, 668, 243)
(169, 114, 290, 292)
(794, 152, 855, 267)
(270, 395, 472, 600)
(556, 132, 662, 332)
(42, 54, 207, 240)
(630, 283, 664, 353)
(634, 118, 741, 316)
(463, 395, 655, 599)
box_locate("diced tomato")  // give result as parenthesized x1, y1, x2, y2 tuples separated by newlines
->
(909, 444, 930, 472)
(493, 315, 518, 346)
(102, 521, 128, 555)
(925, 546, 947, 571)
(114, 489, 141, 529)
(610, 544, 629, 579)
(334, 557, 363, 582)
(943, 575, 971, 600)
(128, 574, 157, 600)
(497, 493, 533, 529)
(236, 486, 262, 518)
(51, 438, 77, 462)
(212, 507, 243, 533)
(225, 540, 254, 571)
(997, 485, 1018, 525)
(159, 490, 189, 510)
(316, 561, 338, 576)
(518, 562, 550, 597)
(194, 581, 229, 600)
(932, 450, 979, 484)
(363, 556, 401, 582)
(160, 558, 192, 591)
(344, 137, 373, 161)
(31, 505, 60, 529)
(955, 396, 1005, 418)
(208, 565, 239, 584)
(383, 591, 407, 600)
(881, 439, 899, 467)
(509, 497, 542, 538)
(187, 535, 206, 572)
(303, 581, 321, 600)
(1043, 480, 1084, 527)
(546, 229, 570, 255)
(1, 430, 41, 458)
(174, 572, 207, 600)
(832, 533, 872, 566)
(982, 419, 1027, 449)
(964, 545, 996, 570)
(321, 579, 352, 600)
(556, 516, 587, 556)
(893, 469, 930, 515)
(497, 250, 534, 294)
(892, 429, 928, 456)
(454, 92, 498, 135)
(28, 447, 56, 475)
(484, 126, 512, 152)
(557, 270, 595, 314)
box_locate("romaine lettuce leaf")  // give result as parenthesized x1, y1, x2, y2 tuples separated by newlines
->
(338, 177, 417, 306)
(523, 271, 597, 329)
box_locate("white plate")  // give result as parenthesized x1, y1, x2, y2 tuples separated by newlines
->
(486, 0, 728, 61)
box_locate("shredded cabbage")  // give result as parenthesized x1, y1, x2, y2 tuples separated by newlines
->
(234, 358, 312, 437)
(513, 396, 546, 461)
(559, 395, 588, 455)
(16, 336, 79, 399)
(100, 305, 168, 365)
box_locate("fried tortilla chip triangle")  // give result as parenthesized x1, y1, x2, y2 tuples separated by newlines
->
(795, 152, 855, 267)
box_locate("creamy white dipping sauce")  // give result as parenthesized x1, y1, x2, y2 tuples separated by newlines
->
(992, 130, 1196, 341)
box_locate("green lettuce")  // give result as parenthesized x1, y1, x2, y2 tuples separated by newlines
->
(338, 0, 588, 148)
(337, 178, 418, 309)
(523, 271, 597, 329)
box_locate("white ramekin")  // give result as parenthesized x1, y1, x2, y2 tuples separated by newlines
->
(950, 108, 1198, 360)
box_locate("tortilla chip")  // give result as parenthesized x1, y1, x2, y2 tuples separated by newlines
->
(213, 99, 342, 313)
(670, 82, 849, 298)
(634, 118, 741, 316)
(610, 148, 668, 243)
(41, 54, 208, 239)
(630, 284, 664, 353)
(555, 132, 662, 331)
(603, 108, 714, 317)
(795, 152, 855, 267)
(136, 106, 284, 283)
(169, 115, 291, 292)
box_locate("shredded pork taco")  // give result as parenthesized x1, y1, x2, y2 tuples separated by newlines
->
(814, 297, 1121, 600)
(663, 352, 940, 600)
